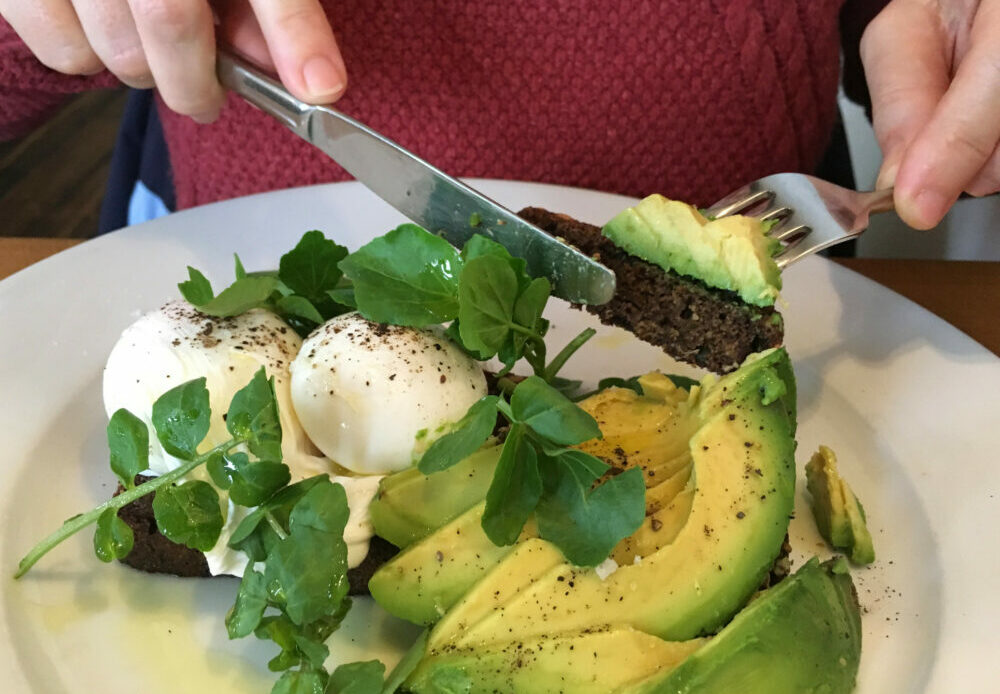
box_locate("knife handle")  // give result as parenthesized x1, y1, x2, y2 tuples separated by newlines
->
(217, 51, 312, 134)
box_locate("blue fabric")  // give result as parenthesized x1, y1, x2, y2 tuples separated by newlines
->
(127, 180, 171, 226)
(99, 89, 175, 234)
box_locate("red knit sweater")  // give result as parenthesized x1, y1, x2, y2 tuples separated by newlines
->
(1, 1, 845, 210)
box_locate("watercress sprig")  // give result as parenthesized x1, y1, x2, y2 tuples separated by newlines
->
(179, 230, 353, 337)
(340, 226, 595, 386)
(418, 376, 646, 566)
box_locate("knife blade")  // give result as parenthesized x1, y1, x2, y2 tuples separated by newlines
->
(217, 52, 616, 305)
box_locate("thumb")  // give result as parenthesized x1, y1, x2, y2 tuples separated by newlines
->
(861, 1, 951, 191)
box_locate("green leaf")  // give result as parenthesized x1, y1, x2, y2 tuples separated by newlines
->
(481, 425, 541, 546)
(339, 224, 463, 326)
(509, 376, 601, 445)
(227, 565, 269, 638)
(535, 452, 646, 566)
(255, 615, 300, 670)
(228, 453, 292, 508)
(197, 276, 281, 317)
(276, 295, 325, 326)
(512, 277, 550, 334)
(273, 669, 327, 694)
(382, 630, 428, 694)
(328, 661, 386, 694)
(228, 477, 326, 562)
(150, 377, 211, 460)
(424, 667, 472, 694)
(457, 255, 518, 356)
(265, 480, 350, 624)
(178, 266, 214, 305)
(107, 408, 149, 488)
(227, 368, 283, 462)
(326, 287, 357, 310)
(279, 231, 349, 307)
(152, 480, 224, 552)
(93, 508, 133, 562)
(598, 376, 643, 394)
(207, 451, 236, 490)
(235, 254, 248, 280)
(460, 235, 529, 291)
(292, 633, 330, 670)
(418, 396, 498, 474)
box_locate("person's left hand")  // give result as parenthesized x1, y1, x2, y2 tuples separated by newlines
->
(861, 0, 1000, 229)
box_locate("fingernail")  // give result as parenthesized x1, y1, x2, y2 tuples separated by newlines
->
(911, 189, 951, 228)
(876, 160, 899, 190)
(302, 56, 345, 100)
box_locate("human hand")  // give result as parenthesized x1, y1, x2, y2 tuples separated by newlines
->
(0, 0, 347, 123)
(861, 0, 1000, 229)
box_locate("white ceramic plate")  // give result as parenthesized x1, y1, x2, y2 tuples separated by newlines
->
(2, 181, 998, 693)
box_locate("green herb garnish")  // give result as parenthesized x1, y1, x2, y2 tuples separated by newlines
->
(179, 231, 352, 336)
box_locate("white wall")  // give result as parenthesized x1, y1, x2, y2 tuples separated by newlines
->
(838, 90, 1000, 260)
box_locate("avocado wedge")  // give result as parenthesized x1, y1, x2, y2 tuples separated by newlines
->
(404, 557, 861, 694)
(403, 348, 796, 649)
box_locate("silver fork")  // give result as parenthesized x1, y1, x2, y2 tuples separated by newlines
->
(704, 173, 896, 268)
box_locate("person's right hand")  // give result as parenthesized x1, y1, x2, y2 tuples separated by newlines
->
(0, 0, 347, 122)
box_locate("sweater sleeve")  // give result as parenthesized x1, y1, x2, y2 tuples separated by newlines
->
(0, 17, 119, 141)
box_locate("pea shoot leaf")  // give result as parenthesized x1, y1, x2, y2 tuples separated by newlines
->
(178, 267, 214, 305)
(195, 276, 282, 317)
(226, 452, 291, 507)
(418, 395, 498, 474)
(227, 368, 283, 462)
(93, 508, 133, 562)
(509, 376, 601, 445)
(535, 451, 646, 566)
(481, 425, 541, 546)
(292, 633, 330, 670)
(278, 230, 349, 312)
(228, 477, 326, 562)
(107, 408, 149, 488)
(276, 294, 326, 327)
(207, 451, 236, 490)
(327, 660, 386, 694)
(227, 565, 269, 638)
(150, 377, 211, 460)
(457, 255, 518, 356)
(272, 669, 326, 694)
(234, 254, 248, 279)
(339, 224, 463, 326)
(264, 479, 350, 625)
(152, 480, 224, 552)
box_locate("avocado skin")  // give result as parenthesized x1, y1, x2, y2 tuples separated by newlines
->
(625, 558, 862, 694)
(369, 445, 500, 549)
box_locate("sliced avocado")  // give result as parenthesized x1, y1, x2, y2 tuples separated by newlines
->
(426, 349, 797, 650)
(368, 502, 540, 625)
(603, 194, 781, 307)
(369, 445, 501, 549)
(624, 558, 862, 694)
(805, 445, 875, 565)
(406, 627, 706, 694)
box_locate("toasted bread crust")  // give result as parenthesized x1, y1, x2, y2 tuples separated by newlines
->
(519, 207, 784, 373)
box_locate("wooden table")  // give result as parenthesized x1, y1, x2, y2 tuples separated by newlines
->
(2, 237, 998, 356)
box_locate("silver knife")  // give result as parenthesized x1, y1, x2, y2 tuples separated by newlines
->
(217, 52, 615, 305)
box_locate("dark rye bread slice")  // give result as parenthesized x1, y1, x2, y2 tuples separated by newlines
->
(114, 476, 397, 595)
(518, 207, 784, 374)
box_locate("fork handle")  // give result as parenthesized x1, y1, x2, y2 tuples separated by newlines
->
(864, 187, 896, 215)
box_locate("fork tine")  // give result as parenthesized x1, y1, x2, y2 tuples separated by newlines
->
(759, 206, 793, 226)
(710, 190, 775, 218)
(772, 223, 809, 242)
